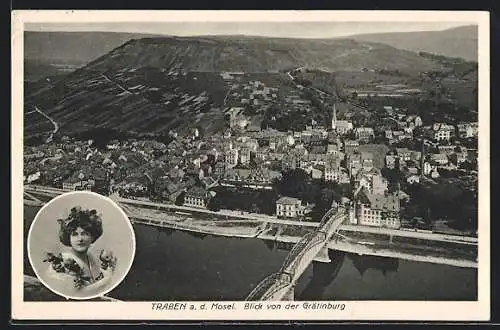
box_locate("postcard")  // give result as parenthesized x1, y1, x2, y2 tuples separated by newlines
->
(11, 9, 490, 321)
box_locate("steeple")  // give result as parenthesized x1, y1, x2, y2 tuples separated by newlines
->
(331, 103, 337, 130)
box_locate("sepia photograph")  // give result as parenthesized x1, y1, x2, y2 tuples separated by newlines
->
(27, 191, 136, 300)
(12, 10, 490, 321)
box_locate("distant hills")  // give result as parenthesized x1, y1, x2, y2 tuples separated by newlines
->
(349, 25, 478, 62)
(23, 31, 476, 139)
(24, 31, 163, 64)
(24, 31, 165, 82)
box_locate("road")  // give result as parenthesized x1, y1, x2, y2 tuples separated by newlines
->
(33, 106, 58, 135)
(25, 185, 478, 245)
(30, 105, 59, 142)
(101, 73, 133, 95)
(339, 224, 477, 245)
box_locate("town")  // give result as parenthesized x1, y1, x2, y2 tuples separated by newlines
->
(24, 70, 479, 238)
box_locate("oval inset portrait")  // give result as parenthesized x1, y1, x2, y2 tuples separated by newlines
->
(27, 191, 136, 300)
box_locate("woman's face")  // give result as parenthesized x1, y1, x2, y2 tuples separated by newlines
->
(70, 227, 93, 253)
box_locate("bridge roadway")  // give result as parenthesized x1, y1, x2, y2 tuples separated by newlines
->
(245, 208, 347, 301)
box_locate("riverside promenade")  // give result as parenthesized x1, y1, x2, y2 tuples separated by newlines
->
(24, 185, 478, 268)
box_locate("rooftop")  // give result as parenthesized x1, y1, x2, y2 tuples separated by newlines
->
(276, 196, 302, 205)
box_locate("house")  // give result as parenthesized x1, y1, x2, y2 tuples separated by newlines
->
(324, 155, 342, 182)
(371, 173, 389, 195)
(255, 147, 270, 161)
(63, 176, 83, 191)
(344, 140, 360, 155)
(221, 167, 281, 190)
(224, 148, 239, 168)
(214, 162, 226, 178)
(168, 167, 185, 182)
(431, 123, 454, 141)
(438, 145, 456, 155)
(183, 186, 208, 208)
(410, 151, 422, 163)
(324, 166, 342, 182)
(308, 152, 328, 165)
(354, 170, 388, 195)
(355, 190, 401, 229)
(201, 176, 218, 189)
(407, 175, 420, 185)
(396, 148, 412, 162)
(276, 197, 307, 219)
(354, 127, 375, 143)
(326, 144, 339, 155)
(423, 162, 433, 176)
(239, 147, 251, 165)
(335, 120, 353, 135)
(431, 153, 449, 166)
(407, 167, 419, 175)
(338, 169, 351, 184)
(24, 151, 45, 161)
(449, 152, 467, 165)
(281, 153, 299, 171)
(347, 152, 362, 177)
(406, 115, 423, 128)
(311, 166, 323, 179)
(431, 154, 449, 166)
(457, 123, 478, 138)
(26, 171, 41, 184)
(385, 154, 397, 169)
(361, 152, 374, 172)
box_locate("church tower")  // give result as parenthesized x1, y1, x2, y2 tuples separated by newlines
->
(331, 103, 337, 130)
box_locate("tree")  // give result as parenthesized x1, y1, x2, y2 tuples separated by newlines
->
(175, 191, 185, 206)
(207, 196, 221, 212)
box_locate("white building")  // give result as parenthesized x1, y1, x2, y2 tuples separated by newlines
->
(276, 197, 306, 219)
(432, 123, 454, 141)
(239, 147, 251, 165)
(356, 190, 401, 229)
(183, 186, 208, 208)
(224, 148, 239, 168)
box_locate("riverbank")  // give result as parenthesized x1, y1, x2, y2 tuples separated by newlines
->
(124, 204, 478, 269)
(23, 196, 478, 268)
(256, 234, 477, 269)
(122, 203, 266, 238)
(22, 204, 477, 301)
(24, 275, 119, 302)
(23, 186, 478, 268)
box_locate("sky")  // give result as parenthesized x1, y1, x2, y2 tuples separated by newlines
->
(25, 22, 470, 39)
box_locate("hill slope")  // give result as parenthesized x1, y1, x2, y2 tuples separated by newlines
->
(24, 35, 453, 138)
(349, 25, 478, 62)
(85, 36, 445, 74)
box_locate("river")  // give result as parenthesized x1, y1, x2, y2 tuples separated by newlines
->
(23, 206, 477, 301)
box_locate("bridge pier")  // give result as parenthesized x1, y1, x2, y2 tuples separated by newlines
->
(313, 246, 331, 263)
(283, 285, 295, 301)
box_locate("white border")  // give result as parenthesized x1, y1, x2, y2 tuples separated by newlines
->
(26, 191, 136, 300)
(11, 10, 490, 321)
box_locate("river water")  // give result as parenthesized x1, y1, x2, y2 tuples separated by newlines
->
(23, 206, 477, 301)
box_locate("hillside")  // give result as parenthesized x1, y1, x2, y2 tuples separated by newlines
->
(349, 25, 478, 62)
(85, 36, 446, 74)
(24, 35, 459, 139)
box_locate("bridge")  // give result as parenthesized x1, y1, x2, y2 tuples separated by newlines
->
(23, 185, 478, 269)
(245, 207, 348, 301)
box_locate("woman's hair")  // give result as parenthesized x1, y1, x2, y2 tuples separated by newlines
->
(57, 206, 103, 247)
